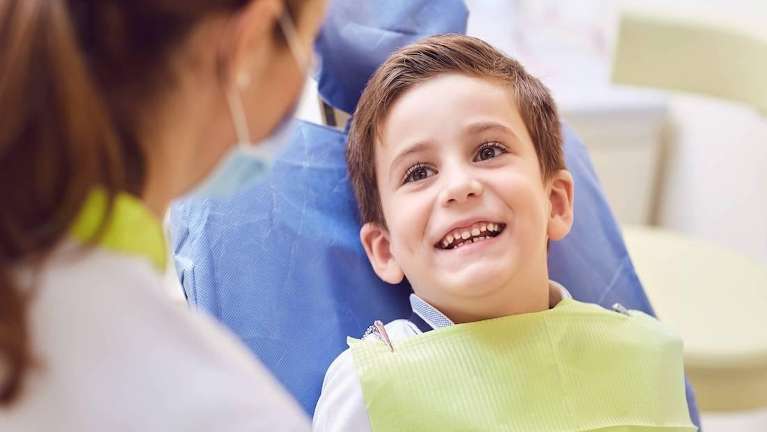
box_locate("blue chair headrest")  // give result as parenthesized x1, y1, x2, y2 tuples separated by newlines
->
(314, 0, 469, 113)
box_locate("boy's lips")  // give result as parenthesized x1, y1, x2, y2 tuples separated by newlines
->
(434, 220, 507, 250)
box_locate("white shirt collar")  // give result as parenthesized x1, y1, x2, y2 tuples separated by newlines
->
(409, 280, 572, 330)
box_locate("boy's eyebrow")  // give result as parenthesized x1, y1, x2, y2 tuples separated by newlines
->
(464, 121, 520, 140)
(389, 141, 432, 182)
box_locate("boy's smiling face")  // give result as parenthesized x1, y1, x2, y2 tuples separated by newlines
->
(360, 73, 574, 322)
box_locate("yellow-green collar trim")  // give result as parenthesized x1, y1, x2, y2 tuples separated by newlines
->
(71, 190, 167, 271)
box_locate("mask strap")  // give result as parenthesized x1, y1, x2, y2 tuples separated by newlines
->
(227, 85, 251, 149)
(278, 10, 311, 73)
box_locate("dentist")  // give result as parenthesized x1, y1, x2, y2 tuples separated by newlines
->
(0, 0, 325, 430)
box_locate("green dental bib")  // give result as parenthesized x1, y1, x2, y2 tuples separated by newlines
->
(349, 299, 696, 432)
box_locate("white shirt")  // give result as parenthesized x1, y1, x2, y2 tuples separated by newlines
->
(312, 282, 571, 431)
(0, 245, 309, 431)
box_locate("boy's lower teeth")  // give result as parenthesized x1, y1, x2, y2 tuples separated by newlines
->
(453, 236, 490, 249)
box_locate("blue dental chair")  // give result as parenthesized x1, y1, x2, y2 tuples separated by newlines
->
(169, 0, 700, 426)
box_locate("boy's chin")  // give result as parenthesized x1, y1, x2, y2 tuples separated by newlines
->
(434, 266, 515, 297)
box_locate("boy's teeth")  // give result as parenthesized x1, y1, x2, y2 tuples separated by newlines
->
(439, 222, 504, 249)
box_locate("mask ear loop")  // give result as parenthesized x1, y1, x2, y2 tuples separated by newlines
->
(277, 10, 311, 72)
(227, 82, 252, 149)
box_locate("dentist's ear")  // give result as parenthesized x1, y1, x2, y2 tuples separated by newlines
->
(360, 223, 405, 284)
(546, 169, 575, 241)
(224, 0, 283, 88)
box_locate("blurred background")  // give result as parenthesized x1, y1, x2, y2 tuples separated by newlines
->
(295, 1, 767, 430)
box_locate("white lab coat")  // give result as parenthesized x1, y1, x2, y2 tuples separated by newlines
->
(0, 243, 309, 431)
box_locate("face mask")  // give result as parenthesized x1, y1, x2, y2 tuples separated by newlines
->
(191, 11, 309, 199)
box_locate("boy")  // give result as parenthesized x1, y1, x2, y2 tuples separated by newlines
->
(313, 35, 695, 432)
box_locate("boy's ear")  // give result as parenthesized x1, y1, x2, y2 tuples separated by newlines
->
(546, 169, 575, 241)
(360, 223, 405, 285)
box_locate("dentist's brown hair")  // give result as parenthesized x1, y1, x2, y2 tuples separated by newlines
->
(347, 34, 565, 226)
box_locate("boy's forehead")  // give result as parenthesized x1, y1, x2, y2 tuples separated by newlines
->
(377, 74, 528, 160)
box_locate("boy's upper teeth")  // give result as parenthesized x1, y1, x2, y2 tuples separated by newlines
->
(439, 222, 503, 248)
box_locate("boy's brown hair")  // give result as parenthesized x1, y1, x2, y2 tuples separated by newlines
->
(347, 34, 565, 225)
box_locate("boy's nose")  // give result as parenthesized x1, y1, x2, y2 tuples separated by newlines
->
(440, 173, 484, 207)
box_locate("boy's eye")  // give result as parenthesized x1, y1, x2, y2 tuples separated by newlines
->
(474, 142, 507, 162)
(403, 164, 436, 184)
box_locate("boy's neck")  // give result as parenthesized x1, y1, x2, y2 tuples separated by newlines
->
(416, 276, 552, 324)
